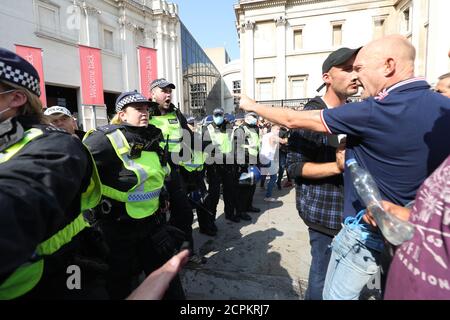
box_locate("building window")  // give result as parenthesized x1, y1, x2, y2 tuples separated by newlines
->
(233, 80, 241, 107)
(289, 76, 308, 99)
(332, 24, 342, 46)
(293, 28, 303, 50)
(190, 83, 207, 109)
(103, 29, 114, 51)
(402, 6, 411, 34)
(37, 1, 59, 34)
(373, 16, 386, 39)
(256, 78, 274, 101)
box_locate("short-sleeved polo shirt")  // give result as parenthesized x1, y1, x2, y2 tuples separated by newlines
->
(321, 78, 450, 219)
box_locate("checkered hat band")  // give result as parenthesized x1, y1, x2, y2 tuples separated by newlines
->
(116, 94, 147, 112)
(0, 61, 40, 96)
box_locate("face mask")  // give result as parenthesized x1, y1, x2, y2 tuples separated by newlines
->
(0, 90, 16, 123)
(245, 117, 257, 126)
(213, 115, 224, 125)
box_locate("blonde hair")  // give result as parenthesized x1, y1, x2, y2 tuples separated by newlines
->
(0, 80, 48, 124)
(110, 113, 123, 125)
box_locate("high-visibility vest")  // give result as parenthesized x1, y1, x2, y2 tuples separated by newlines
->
(0, 128, 102, 300)
(207, 124, 232, 154)
(149, 112, 183, 153)
(180, 149, 206, 172)
(99, 129, 169, 219)
(242, 125, 260, 157)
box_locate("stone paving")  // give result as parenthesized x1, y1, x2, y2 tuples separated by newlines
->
(181, 182, 312, 300)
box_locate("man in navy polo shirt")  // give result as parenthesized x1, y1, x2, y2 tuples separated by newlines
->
(237, 34, 450, 299)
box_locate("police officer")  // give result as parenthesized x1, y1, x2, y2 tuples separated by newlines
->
(148, 78, 204, 263)
(234, 112, 262, 217)
(0, 48, 105, 299)
(200, 107, 243, 226)
(83, 90, 186, 300)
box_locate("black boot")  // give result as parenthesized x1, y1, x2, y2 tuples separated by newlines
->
(247, 206, 261, 213)
(225, 214, 241, 223)
(239, 212, 252, 221)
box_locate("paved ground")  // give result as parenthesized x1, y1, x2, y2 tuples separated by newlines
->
(180, 181, 311, 300)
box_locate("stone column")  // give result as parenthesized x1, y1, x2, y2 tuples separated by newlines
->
(76, 2, 101, 47)
(156, 19, 165, 78)
(242, 20, 255, 98)
(118, 15, 139, 90)
(275, 16, 287, 100)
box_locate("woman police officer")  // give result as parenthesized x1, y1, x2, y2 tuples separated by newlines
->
(83, 90, 186, 300)
(0, 48, 105, 299)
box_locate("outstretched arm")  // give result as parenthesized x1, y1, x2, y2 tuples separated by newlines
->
(236, 94, 327, 132)
(126, 249, 190, 300)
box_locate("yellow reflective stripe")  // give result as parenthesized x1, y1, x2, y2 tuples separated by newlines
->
(0, 128, 43, 163)
(0, 260, 44, 300)
(81, 151, 102, 212)
(106, 130, 148, 191)
(36, 214, 89, 256)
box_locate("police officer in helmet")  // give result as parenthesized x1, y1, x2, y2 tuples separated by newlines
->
(0, 48, 106, 299)
(83, 90, 187, 299)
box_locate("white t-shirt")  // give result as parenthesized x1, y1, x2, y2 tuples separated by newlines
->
(260, 131, 280, 175)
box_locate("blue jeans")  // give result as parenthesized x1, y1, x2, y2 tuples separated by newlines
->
(265, 174, 277, 198)
(323, 212, 384, 300)
(305, 228, 333, 300)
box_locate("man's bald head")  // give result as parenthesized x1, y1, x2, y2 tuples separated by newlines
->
(363, 34, 415, 66)
(353, 34, 416, 98)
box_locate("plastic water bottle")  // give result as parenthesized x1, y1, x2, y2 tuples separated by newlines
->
(346, 159, 415, 246)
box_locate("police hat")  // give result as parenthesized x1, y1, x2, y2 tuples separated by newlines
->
(115, 90, 150, 112)
(186, 116, 195, 125)
(44, 105, 72, 117)
(150, 78, 176, 91)
(213, 108, 224, 116)
(245, 112, 258, 118)
(0, 47, 41, 96)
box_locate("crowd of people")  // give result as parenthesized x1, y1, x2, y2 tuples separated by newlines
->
(1, 32, 449, 300)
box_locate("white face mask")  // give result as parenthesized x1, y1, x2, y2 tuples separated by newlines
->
(0, 89, 16, 123)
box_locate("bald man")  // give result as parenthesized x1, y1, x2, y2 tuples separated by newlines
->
(238, 35, 450, 300)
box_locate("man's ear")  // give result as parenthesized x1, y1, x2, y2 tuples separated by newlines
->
(384, 58, 396, 77)
(322, 72, 331, 85)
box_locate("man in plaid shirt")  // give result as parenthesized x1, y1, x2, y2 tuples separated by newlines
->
(286, 47, 359, 300)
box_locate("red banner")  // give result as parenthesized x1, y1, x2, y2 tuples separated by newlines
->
(79, 45, 104, 105)
(15, 44, 47, 107)
(138, 46, 158, 98)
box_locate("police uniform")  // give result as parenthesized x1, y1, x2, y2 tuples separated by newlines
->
(201, 108, 242, 226)
(83, 91, 186, 300)
(0, 48, 105, 299)
(148, 79, 197, 254)
(233, 113, 261, 217)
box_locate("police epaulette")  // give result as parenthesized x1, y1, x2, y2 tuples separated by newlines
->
(96, 124, 125, 134)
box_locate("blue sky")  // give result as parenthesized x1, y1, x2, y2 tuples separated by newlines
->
(174, 0, 240, 60)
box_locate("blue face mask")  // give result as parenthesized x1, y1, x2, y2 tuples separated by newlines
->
(246, 116, 257, 126)
(213, 115, 224, 125)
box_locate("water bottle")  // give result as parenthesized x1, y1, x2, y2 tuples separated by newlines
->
(346, 159, 415, 246)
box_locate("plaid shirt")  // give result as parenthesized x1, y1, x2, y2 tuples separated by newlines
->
(287, 97, 344, 234)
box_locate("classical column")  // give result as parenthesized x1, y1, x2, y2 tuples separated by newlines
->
(76, 2, 101, 47)
(118, 15, 140, 90)
(155, 19, 165, 78)
(242, 20, 255, 98)
(275, 16, 287, 100)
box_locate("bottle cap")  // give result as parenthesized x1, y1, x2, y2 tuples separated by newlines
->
(346, 158, 357, 167)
